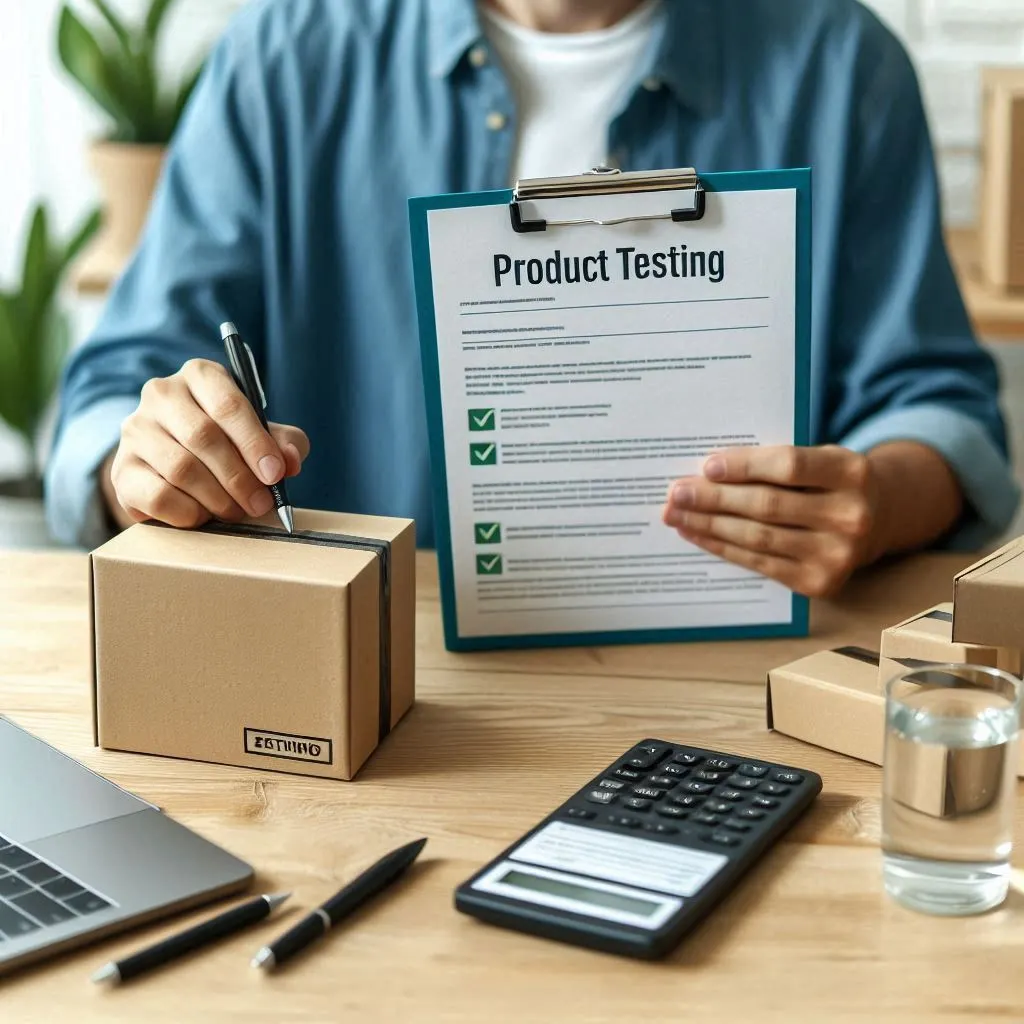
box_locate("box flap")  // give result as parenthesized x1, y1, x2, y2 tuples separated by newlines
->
(953, 536, 1024, 585)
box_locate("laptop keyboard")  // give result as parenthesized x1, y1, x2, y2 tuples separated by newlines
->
(0, 835, 112, 941)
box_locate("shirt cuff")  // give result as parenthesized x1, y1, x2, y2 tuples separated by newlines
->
(45, 397, 138, 550)
(838, 403, 1021, 551)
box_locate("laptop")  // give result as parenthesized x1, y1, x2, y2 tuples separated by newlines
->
(0, 716, 253, 975)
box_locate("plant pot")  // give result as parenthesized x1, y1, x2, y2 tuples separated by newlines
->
(73, 142, 166, 293)
(0, 478, 52, 550)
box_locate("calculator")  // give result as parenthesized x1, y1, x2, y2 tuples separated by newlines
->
(455, 740, 822, 959)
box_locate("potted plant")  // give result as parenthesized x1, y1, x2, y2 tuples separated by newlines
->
(57, 0, 206, 291)
(0, 203, 101, 548)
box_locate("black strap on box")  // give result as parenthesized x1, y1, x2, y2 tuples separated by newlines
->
(197, 521, 393, 743)
(832, 646, 880, 667)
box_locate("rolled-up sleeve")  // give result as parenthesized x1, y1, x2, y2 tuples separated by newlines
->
(825, 21, 1019, 549)
(45, 17, 267, 548)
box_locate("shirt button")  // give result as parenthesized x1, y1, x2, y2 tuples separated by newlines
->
(642, 76, 662, 92)
(485, 111, 508, 131)
(468, 45, 488, 68)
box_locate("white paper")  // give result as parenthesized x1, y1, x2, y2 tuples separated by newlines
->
(426, 187, 798, 639)
(508, 821, 727, 898)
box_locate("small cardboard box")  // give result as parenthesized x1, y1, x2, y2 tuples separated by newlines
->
(952, 536, 1024, 651)
(979, 67, 1024, 290)
(766, 647, 1024, 778)
(878, 602, 1020, 691)
(89, 509, 415, 780)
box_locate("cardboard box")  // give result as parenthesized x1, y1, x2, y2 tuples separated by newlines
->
(878, 602, 1020, 692)
(89, 509, 415, 780)
(952, 535, 1024, 651)
(766, 646, 1024, 778)
(979, 67, 1024, 290)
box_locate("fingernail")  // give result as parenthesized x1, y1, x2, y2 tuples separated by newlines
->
(250, 489, 274, 516)
(704, 456, 726, 480)
(258, 455, 283, 485)
(672, 484, 695, 509)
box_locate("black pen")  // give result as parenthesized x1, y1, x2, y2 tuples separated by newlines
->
(251, 838, 427, 971)
(92, 892, 290, 985)
(220, 321, 295, 533)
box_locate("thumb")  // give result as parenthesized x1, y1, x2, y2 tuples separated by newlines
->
(269, 423, 310, 478)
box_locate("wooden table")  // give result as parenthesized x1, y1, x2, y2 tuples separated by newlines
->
(1, 551, 1023, 1022)
(948, 228, 1024, 340)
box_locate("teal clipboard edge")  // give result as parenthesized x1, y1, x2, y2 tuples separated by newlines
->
(409, 168, 812, 653)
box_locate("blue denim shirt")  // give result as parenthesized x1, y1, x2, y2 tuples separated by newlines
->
(47, 0, 1020, 549)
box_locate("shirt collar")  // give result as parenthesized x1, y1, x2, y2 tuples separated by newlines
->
(429, 0, 723, 119)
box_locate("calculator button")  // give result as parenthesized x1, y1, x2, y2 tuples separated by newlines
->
(703, 801, 732, 815)
(738, 764, 768, 777)
(761, 782, 790, 796)
(692, 812, 720, 826)
(631, 786, 664, 801)
(704, 758, 736, 771)
(693, 770, 725, 783)
(586, 790, 618, 805)
(608, 815, 641, 829)
(626, 744, 671, 769)
(751, 796, 779, 810)
(624, 797, 652, 811)
(736, 808, 766, 820)
(647, 775, 677, 789)
(670, 794, 701, 808)
(682, 782, 713, 795)
(772, 771, 804, 785)
(708, 831, 739, 847)
(656, 805, 689, 819)
(671, 752, 702, 766)
(722, 819, 752, 832)
(614, 767, 643, 780)
(716, 788, 745, 802)
(599, 779, 626, 791)
(643, 823, 679, 836)
(725, 776, 759, 790)
(566, 807, 596, 820)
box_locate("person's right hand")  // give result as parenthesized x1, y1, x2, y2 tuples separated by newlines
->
(102, 358, 310, 530)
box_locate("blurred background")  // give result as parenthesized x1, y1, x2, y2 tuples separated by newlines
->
(0, 0, 1022, 548)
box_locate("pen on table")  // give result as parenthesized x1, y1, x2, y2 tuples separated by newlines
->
(91, 892, 291, 986)
(252, 837, 427, 972)
(220, 320, 295, 533)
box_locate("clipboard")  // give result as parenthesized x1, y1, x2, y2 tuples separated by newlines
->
(410, 166, 811, 652)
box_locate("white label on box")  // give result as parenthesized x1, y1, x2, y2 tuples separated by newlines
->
(508, 821, 728, 898)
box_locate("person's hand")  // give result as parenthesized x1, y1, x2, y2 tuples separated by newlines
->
(102, 359, 310, 530)
(662, 445, 879, 597)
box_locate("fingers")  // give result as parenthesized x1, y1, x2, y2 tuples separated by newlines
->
(664, 477, 872, 537)
(109, 453, 211, 530)
(269, 423, 311, 478)
(181, 359, 287, 486)
(702, 445, 870, 492)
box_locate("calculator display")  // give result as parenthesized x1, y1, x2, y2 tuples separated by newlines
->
(497, 869, 661, 917)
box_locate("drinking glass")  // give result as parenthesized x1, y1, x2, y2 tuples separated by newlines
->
(882, 663, 1021, 915)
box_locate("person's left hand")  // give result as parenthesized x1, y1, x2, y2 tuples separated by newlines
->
(662, 445, 880, 597)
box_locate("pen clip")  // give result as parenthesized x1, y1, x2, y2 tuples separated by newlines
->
(227, 338, 268, 410)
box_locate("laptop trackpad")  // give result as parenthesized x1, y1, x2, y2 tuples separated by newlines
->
(0, 719, 145, 843)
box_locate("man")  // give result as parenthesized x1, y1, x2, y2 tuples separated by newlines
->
(47, 0, 1019, 597)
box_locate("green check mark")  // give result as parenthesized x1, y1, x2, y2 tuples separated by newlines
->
(468, 408, 496, 431)
(474, 522, 502, 544)
(470, 442, 497, 466)
(476, 554, 503, 575)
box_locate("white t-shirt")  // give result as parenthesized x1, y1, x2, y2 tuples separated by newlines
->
(479, 2, 663, 182)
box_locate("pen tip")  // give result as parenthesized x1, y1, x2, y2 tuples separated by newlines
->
(90, 963, 120, 985)
(278, 506, 295, 533)
(251, 947, 276, 971)
(220, 321, 238, 341)
(265, 892, 292, 911)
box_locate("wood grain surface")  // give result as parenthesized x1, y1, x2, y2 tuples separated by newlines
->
(1, 549, 1022, 1023)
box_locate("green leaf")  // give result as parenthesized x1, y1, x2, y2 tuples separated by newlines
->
(0, 293, 31, 443)
(161, 59, 204, 138)
(19, 206, 56, 339)
(87, 0, 133, 56)
(39, 309, 72, 431)
(57, 6, 136, 138)
(57, 207, 103, 277)
(144, 0, 177, 47)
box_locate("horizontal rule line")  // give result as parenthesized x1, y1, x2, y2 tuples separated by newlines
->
(460, 296, 771, 316)
(462, 325, 770, 346)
